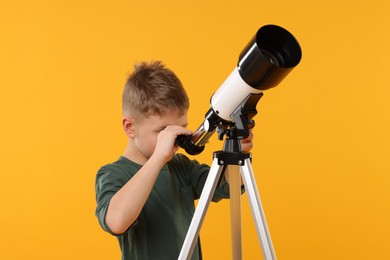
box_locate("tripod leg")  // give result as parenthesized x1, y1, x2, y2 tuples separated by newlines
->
(229, 165, 243, 260)
(240, 158, 276, 260)
(178, 158, 225, 260)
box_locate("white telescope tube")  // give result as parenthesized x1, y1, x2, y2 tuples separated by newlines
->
(211, 68, 262, 122)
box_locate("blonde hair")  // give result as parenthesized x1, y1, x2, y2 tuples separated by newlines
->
(122, 61, 189, 118)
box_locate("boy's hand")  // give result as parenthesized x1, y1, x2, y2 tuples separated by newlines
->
(240, 130, 254, 152)
(153, 126, 192, 163)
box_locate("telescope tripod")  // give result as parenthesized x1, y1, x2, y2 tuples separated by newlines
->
(178, 127, 276, 260)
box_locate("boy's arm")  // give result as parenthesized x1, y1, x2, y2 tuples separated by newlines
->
(105, 126, 192, 235)
(240, 129, 254, 153)
(224, 130, 254, 184)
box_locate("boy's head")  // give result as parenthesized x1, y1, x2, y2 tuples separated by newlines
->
(122, 61, 190, 163)
(122, 61, 189, 119)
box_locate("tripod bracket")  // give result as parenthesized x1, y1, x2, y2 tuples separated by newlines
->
(214, 151, 252, 166)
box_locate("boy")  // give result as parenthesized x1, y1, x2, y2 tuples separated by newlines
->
(95, 61, 254, 260)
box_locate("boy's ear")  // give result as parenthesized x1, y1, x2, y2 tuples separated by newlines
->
(122, 116, 136, 137)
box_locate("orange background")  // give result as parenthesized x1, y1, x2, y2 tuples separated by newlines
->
(1, 1, 389, 259)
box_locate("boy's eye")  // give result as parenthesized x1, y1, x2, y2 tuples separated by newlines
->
(155, 127, 166, 133)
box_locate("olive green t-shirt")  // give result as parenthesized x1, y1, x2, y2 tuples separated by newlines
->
(95, 154, 230, 260)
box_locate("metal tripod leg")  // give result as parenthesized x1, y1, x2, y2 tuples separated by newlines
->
(179, 156, 276, 260)
(240, 158, 276, 260)
(229, 165, 243, 260)
(178, 158, 225, 260)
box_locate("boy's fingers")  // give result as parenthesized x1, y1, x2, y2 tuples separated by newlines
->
(164, 125, 193, 136)
(241, 133, 253, 142)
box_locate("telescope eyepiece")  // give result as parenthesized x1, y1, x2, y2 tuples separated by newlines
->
(176, 134, 205, 155)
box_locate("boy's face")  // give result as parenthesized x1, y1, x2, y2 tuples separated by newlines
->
(129, 110, 188, 164)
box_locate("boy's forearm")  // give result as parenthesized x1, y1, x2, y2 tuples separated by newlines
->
(105, 155, 165, 235)
(223, 130, 254, 185)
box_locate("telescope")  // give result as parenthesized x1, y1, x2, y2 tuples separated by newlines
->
(176, 24, 302, 155)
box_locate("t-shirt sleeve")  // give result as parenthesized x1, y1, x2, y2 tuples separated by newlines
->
(95, 165, 133, 236)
